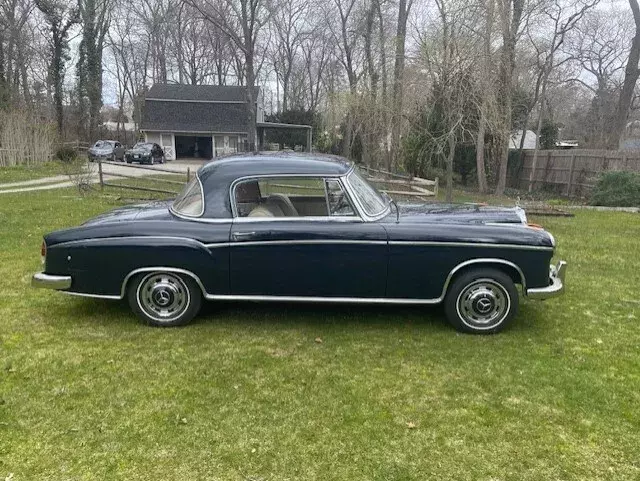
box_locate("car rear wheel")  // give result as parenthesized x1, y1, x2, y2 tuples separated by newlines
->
(127, 271, 202, 327)
(444, 268, 518, 334)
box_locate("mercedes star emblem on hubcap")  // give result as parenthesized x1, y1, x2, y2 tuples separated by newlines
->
(154, 289, 171, 306)
(476, 297, 493, 313)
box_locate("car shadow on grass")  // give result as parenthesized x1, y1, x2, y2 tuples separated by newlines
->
(56, 295, 453, 332)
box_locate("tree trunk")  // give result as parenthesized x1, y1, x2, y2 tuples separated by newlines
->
(475, 0, 493, 193)
(391, 0, 410, 170)
(495, 0, 524, 196)
(613, 0, 640, 148)
(446, 133, 455, 202)
(245, 52, 258, 151)
(52, 41, 65, 136)
(475, 112, 489, 192)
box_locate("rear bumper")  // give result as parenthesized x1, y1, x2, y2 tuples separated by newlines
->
(32, 272, 72, 290)
(526, 261, 567, 300)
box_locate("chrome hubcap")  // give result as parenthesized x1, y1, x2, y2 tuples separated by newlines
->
(456, 279, 510, 329)
(137, 273, 190, 322)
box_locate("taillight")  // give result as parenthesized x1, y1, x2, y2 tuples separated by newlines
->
(41, 240, 46, 264)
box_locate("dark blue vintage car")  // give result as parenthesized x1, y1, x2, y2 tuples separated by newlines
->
(32, 153, 566, 333)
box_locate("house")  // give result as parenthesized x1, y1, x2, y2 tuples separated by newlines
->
(509, 130, 537, 150)
(140, 84, 312, 160)
(620, 120, 640, 150)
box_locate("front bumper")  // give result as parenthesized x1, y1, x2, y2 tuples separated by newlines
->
(526, 261, 567, 300)
(32, 272, 72, 290)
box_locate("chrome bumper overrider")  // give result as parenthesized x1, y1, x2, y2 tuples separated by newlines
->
(526, 261, 567, 300)
(31, 272, 72, 290)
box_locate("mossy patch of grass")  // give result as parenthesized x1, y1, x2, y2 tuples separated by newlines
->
(1, 188, 639, 480)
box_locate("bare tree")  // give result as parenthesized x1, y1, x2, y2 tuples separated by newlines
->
(184, 0, 272, 150)
(494, 0, 524, 196)
(527, 0, 598, 192)
(270, 0, 308, 112)
(390, 0, 414, 169)
(35, 0, 79, 136)
(77, 0, 113, 140)
(474, 0, 495, 193)
(613, 0, 640, 147)
(564, 8, 630, 147)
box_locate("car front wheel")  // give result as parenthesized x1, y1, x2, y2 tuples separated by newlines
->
(444, 268, 518, 334)
(127, 271, 202, 327)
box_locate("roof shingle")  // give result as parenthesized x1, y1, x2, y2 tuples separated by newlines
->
(141, 100, 250, 133)
(146, 84, 259, 102)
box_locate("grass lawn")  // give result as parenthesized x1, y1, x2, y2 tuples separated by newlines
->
(1, 187, 639, 480)
(0, 161, 71, 185)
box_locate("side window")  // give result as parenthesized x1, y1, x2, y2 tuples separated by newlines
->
(234, 177, 352, 218)
(325, 179, 355, 216)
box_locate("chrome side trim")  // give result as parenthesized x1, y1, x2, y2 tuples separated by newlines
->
(389, 240, 553, 252)
(120, 267, 209, 299)
(206, 239, 388, 248)
(205, 294, 442, 304)
(526, 261, 566, 299)
(72, 258, 529, 305)
(32, 272, 72, 290)
(61, 291, 121, 300)
(232, 215, 361, 223)
(169, 211, 232, 223)
(439, 258, 527, 298)
(53, 236, 212, 249)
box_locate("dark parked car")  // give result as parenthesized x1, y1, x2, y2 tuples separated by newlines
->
(32, 153, 566, 334)
(125, 142, 165, 164)
(88, 140, 125, 162)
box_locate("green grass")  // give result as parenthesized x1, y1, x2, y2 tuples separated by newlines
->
(0, 161, 71, 184)
(1, 188, 640, 480)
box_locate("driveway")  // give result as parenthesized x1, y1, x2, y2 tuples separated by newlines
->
(0, 160, 204, 194)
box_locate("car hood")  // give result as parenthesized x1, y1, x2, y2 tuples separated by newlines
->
(81, 201, 174, 226)
(393, 202, 527, 225)
(89, 147, 112, 154)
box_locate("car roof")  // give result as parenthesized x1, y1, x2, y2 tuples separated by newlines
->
(195, 152, 353, 219)
(199, 152, 352, 180)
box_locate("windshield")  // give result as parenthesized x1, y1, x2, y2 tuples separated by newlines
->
(94, 141, 113, 149)
(133, 142, 153, 150)
(172, 176, 204, 217)
(346, 168, 388, 217)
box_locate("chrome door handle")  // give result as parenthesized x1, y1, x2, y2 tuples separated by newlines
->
(232, 231, 257, 240)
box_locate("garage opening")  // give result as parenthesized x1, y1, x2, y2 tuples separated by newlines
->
(174, 135, 213, 160)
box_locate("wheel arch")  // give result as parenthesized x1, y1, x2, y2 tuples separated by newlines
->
(121, 267, 209, 299)
(441, 258, 527, 299)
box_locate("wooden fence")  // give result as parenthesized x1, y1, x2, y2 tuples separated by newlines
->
(516, 149, 640, 197)
(97, 159, 190, 196)
(361, 166, 438, 200)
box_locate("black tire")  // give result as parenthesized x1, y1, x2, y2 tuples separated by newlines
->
(127, 271, 202, 327)
(444, 268, 518, 334)
(126, 159, 132, 164)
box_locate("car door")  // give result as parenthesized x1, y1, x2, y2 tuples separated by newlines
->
(229, 176, 388, 298)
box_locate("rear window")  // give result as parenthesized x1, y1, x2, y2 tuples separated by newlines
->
(172, 176, 204, 217)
